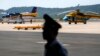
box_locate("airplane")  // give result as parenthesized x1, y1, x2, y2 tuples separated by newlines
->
(20, 7, 37, 17)
(2, 7, 38, 24)
(57, 9, 100, 24)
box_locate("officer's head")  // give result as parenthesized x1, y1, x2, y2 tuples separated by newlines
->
(43, 14, 61, 41)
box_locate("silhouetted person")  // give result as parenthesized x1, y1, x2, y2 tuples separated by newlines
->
(20, 14, 25, 24)
(43, 14, 68, 56)
(30, 19, 32, 24)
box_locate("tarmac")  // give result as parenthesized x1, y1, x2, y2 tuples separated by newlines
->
(0, 31, 100, 56)
(0, 21, 100, 56)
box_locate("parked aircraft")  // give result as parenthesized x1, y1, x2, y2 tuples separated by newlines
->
(57, 9, 100, 24)
(2, 7, 38, 24)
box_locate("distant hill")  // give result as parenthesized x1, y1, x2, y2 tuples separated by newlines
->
(6, 7, 69, 19)
(0, 4, 100, 19)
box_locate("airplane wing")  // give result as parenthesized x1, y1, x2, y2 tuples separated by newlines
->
(21, 13, 38, 17)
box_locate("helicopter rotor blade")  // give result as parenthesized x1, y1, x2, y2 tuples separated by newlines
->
(81, 11, 99, 15)
(57, 10, 75, 15)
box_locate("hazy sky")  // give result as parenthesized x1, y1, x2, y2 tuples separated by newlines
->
(0, 0, 100, 10)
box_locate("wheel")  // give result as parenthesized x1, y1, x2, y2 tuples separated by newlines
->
(69, 21, 71, 24)
(18, 28, 20, 30)
(75, 21, 77, 24)
(33, 28, 36, 30)
(2, 22, 3, 24)
(8, 22, 9, 24)
(25, 28, 28, 30)
(19, 22, 22, 24)
(84, 21, 87, 24)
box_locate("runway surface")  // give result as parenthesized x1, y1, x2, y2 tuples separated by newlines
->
(0, 31, 100, 56)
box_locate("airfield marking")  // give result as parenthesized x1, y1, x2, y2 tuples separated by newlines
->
(36, 41, 47, 44)
(36, 41, 70, 46)
(63, 44, 70, 46)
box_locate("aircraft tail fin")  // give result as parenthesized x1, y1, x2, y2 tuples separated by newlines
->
(31, 7, 37, 13)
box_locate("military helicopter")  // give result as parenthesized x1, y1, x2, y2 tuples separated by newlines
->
(57, 9, 100, 24)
